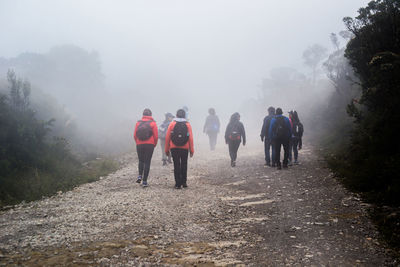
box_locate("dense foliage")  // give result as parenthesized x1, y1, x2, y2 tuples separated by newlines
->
(0, 70, 118, 206)
(338, 0, 400, 205)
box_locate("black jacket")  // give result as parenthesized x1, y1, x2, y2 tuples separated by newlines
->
(260, 114, 274, 140)
(225, 120, 246, 144)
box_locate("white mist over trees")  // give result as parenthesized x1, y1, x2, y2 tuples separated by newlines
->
(0, 0, 370, 152)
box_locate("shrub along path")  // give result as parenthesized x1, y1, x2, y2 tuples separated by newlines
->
(0, 144, 396, 266)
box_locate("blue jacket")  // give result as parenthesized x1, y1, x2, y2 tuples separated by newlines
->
(268, 115, 292, 140)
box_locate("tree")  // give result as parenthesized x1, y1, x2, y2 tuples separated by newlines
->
(302, 44, 328, 87)
(341, 0, 400, 204)
(323, 32, 358, 98)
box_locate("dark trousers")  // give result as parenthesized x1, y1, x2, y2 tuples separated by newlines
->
(264, 138, 275, 164)
(291, 137, 299, 161)
(208, 132, 218, 150)
(171, 148, 189, 187)
(274, 138, 289, 167)
(288, 138, 293, 162)
(228, 140, 241, 162)
(136, 144, 154, 181)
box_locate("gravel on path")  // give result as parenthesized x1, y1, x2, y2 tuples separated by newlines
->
(0, 144, 396, 266)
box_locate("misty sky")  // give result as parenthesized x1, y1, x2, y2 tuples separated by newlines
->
(0, 0, 368, 111)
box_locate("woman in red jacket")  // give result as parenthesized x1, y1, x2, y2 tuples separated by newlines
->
(133, 108, 158, 187)
(165, 109, 194, 189)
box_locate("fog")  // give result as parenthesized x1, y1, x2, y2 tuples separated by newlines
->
(0, 0, 368, 154)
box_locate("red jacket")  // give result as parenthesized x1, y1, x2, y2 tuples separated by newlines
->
(134, 116, 158, 146)
(165, 119, 194, 154)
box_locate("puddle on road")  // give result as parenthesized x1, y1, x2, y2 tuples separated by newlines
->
(220, 193, 266, 201)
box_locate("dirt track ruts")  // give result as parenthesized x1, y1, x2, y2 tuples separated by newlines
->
(0, 144, 396, 266)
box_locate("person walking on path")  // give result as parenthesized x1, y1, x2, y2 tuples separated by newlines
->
(133, 108, 158, 187)
(260, 106, 276, 167)
(203, 108, 220, 151)
(268, 107, 291, 170)
(158, 112, 174, 165)
(165, 109, 194, 189)
(225, 112, 246, 167)
(289, 110, 304, 164)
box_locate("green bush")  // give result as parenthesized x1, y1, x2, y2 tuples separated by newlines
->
(0, 70, 119, 207)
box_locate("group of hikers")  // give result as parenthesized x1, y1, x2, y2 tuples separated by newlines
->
(133, 106, 303, 188)
(260, 107, 304, 169)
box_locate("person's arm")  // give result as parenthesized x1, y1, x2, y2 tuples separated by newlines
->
(241, 123, 246, 145)
(133, 122, 138, 143)
(299, 122, 303, 149)
(165, 122, 173, 155)
(152, 121, 158, 147)
(225, 124, 230, 144)
(260, 117, 266, 141)
(188, 123, 194, 157)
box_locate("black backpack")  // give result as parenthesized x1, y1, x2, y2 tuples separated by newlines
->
(293, 122, 304, 137)
(171, 121, 189, 146)
(274, 116, 287, 139)
(229, 122, 241, 140)
(136, 120, 153, 141)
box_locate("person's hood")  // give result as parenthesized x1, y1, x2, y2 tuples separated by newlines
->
(174, 118, 187, 122)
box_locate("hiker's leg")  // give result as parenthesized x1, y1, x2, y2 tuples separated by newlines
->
(180, 149, 189, 186)
(228, 141, 235, 162)
(283, 140, 289, 166)
(137, 145, 145, 176)
(142, 144, 154, 182)
(233, 140, 240, 161)
(270, 139, 276, 165)
(160, 139, 167, 162)
(210, 132, 217, 150)
(275, 139, 282, 166)
(171, 149, 181, 187)
(292, 138, 299, 161)
(265, 138, 271, 164)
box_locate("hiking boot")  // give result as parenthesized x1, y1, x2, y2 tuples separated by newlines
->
(136, 175, 142, 183)
(142, 181, 148, 187)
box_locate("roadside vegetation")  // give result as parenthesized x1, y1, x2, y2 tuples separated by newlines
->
(317, 0, 400, 253)
(0, 70, 119, 207)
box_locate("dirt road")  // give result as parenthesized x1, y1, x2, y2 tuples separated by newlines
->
(0, 144, 395, 266)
